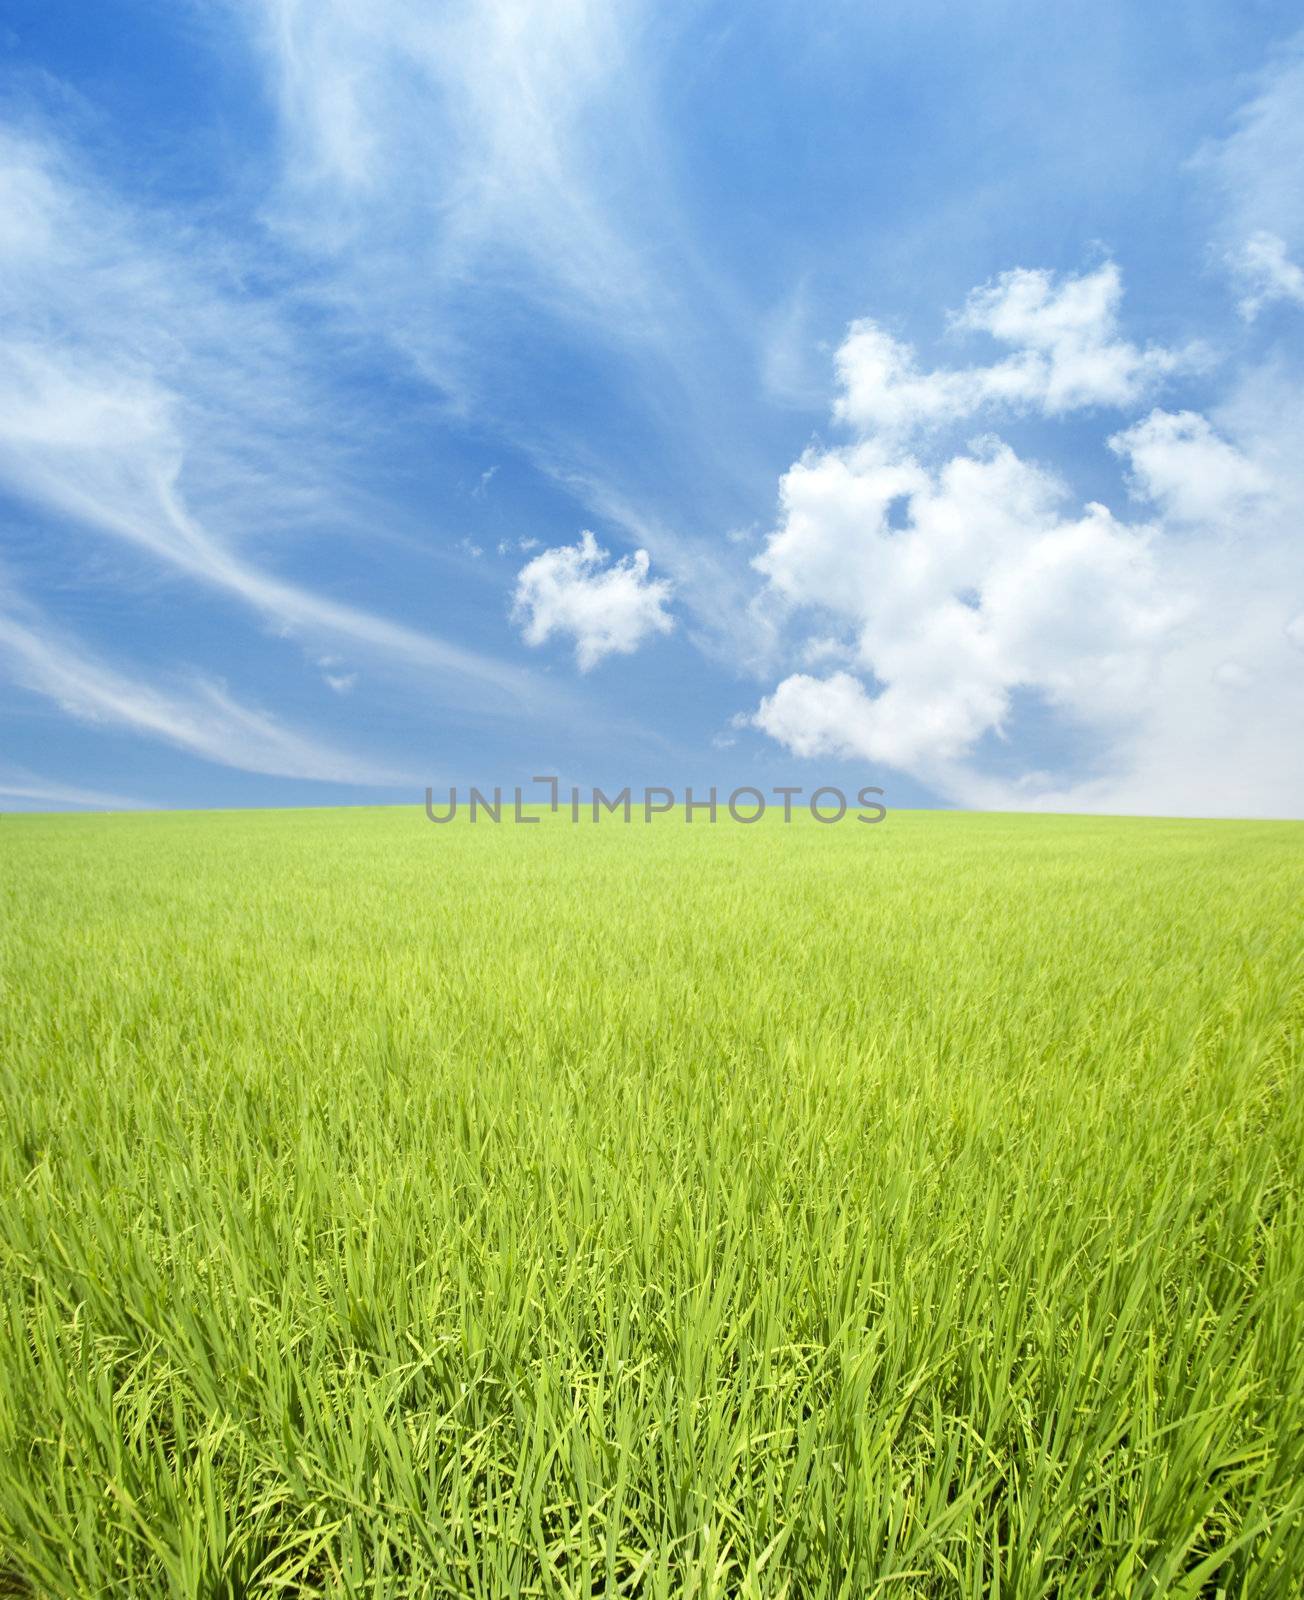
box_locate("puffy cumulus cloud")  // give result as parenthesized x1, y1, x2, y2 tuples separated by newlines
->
(755, 668, 1010, 774)
(957, 264, 1184, 412)
(754, 673, 879, 761)
(512, 530, 674, 670)
(833, 263, 1182, 440)
(1110, 410, 1269, 525)
(755, 440, 1177, 777)
(1230, 232, 1304, 321)
(747, 261, 1304, 819)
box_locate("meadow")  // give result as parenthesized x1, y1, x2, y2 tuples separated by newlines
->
(0, 805, 1301, 1598)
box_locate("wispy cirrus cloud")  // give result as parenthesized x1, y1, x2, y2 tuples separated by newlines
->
(0, 764, 148, 812)
(231, 0, 776, 655)
(0, 122, 567, 717)
(241, 0, 685, 387)
(0, 599, 405, 785)
(1198, 34, 1304, 309)
(5, 4, 1302, 816)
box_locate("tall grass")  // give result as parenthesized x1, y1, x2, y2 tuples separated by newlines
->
(1, 807, 1301, 1597)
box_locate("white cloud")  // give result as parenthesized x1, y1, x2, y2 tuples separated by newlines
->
(755, 440, 1177, 775)
(1213, 660, 1254, 690)
(544, 467, 767, 671)
(1199, 39, 1304, 320)
(1230, 231, 1304, 321)
(833, 264, 1183, 440)
(512, 530, 673, 670)
(232, 0, 772, 666)
(0, 602, 404, 785)
(800, 635, 856, 668)
(754, 673, 880, 762)
(747, 261, 1304, 818)
(0, 123, 567, 721)
(244, 0, 672, 366)
(1109, 410, 1270, 524)
(1198, 40, 1304, 260)
(0, 765, 147, 812)
(760, 279, 827, 409)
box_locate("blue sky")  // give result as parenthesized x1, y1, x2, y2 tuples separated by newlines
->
(2, 0, 1302, 816)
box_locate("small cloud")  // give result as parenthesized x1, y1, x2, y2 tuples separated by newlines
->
(1110, 410, 1268, 524)
(1230, 232, 1304, 321)
(324, 671, 358, 693)
(834, 263, 1184, 441)
(471, 464, 499, 500)
(1212, 661, 1253, 690)
(801, 635, 855, 667)
(512, 529, 674, 671)
(458, 537, 483, 559)
(518, 537, 540, 552)
(760, 280, 827, 409)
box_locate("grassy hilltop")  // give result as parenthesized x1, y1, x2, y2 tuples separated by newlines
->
(1, 807, 1302, 1596)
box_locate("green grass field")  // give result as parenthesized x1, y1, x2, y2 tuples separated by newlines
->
(1, 807, 1302, 1597)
